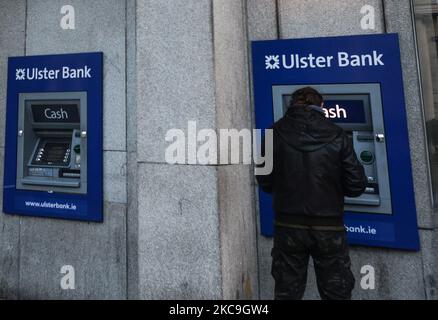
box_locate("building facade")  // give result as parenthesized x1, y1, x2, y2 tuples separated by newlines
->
(0, 0, 437, 299)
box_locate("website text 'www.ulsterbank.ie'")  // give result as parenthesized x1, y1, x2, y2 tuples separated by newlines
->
(24, 200, 77, 210)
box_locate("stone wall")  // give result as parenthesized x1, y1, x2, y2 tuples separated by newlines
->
(0, 0, 127, 299)
(0, 0, 259, 300)
(0, 0, 436, 300)
(248, 0, 437, 299)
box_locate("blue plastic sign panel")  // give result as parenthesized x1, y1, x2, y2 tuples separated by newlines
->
(252, 34, 419, 251)
(3, 52, 103, 222)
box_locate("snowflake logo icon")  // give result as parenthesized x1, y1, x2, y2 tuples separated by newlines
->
(16, 68, 26, 80)
(265, 55, 280, 70)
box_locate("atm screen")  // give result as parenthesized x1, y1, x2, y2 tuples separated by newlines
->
(31, 103, 80, 123)
(281, 93, 372, 131)
(322, 94, 372, 131)
(323, 99, 366, 124)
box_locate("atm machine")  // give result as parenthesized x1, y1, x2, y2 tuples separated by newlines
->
(4, 52, 102, 222)
(16, 92, 87, 194)
(272, 84, 392, 215)
(251, 34, 419, 250)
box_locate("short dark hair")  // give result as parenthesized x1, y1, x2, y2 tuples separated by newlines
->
(290, 87, 323, 107)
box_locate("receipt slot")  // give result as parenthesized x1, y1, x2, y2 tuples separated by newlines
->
(272, 84, 392, 215)
(252, 34, 420, 250)
(16, 92, 87, 194)
(3, 52, 103, 222)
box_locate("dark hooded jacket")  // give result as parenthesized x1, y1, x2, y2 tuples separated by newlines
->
(256, 105, 367, 226)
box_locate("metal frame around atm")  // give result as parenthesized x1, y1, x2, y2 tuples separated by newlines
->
(16, 92, 87, 194)
(272, 83, 392, 215)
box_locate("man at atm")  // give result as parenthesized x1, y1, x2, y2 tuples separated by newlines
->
(256, 87, 367, 300)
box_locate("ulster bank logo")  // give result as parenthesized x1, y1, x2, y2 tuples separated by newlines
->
(16, 68, 26, 80)
(264, 50, 385, 71)
(15, 66, 92, 81)
(265, 55, 280, 70)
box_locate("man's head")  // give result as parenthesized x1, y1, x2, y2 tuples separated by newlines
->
(290, 87, 323, 108)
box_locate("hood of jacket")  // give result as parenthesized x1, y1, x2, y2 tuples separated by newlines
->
(274, 105, 343, 152)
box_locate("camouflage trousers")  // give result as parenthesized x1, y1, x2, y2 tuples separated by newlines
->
(271, 225, 355, 300)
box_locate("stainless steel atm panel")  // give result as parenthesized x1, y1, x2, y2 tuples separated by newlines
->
(16, 92, 87, 194)
(272, 83, 392, 215)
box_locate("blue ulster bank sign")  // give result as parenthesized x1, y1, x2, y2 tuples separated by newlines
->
(252, 33, 420, 251)
(3, 52, 103, 222)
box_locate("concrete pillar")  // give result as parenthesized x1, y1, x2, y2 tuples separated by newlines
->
(213, 0, 258, 299)
(384, 0, 433, 229)
(131, 0, 258, 299)
(247, 0, 278, 301)
(384, 0, 438, 299)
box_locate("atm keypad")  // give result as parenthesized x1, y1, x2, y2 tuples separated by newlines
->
(31, 139, 71, 167)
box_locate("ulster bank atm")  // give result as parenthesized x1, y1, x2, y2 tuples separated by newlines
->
(3, 53, 103, 222)
(16, 92, 87, 194)
(252, 34, 420, 250)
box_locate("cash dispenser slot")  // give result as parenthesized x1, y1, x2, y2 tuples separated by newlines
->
(356, 134, 374, 141)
